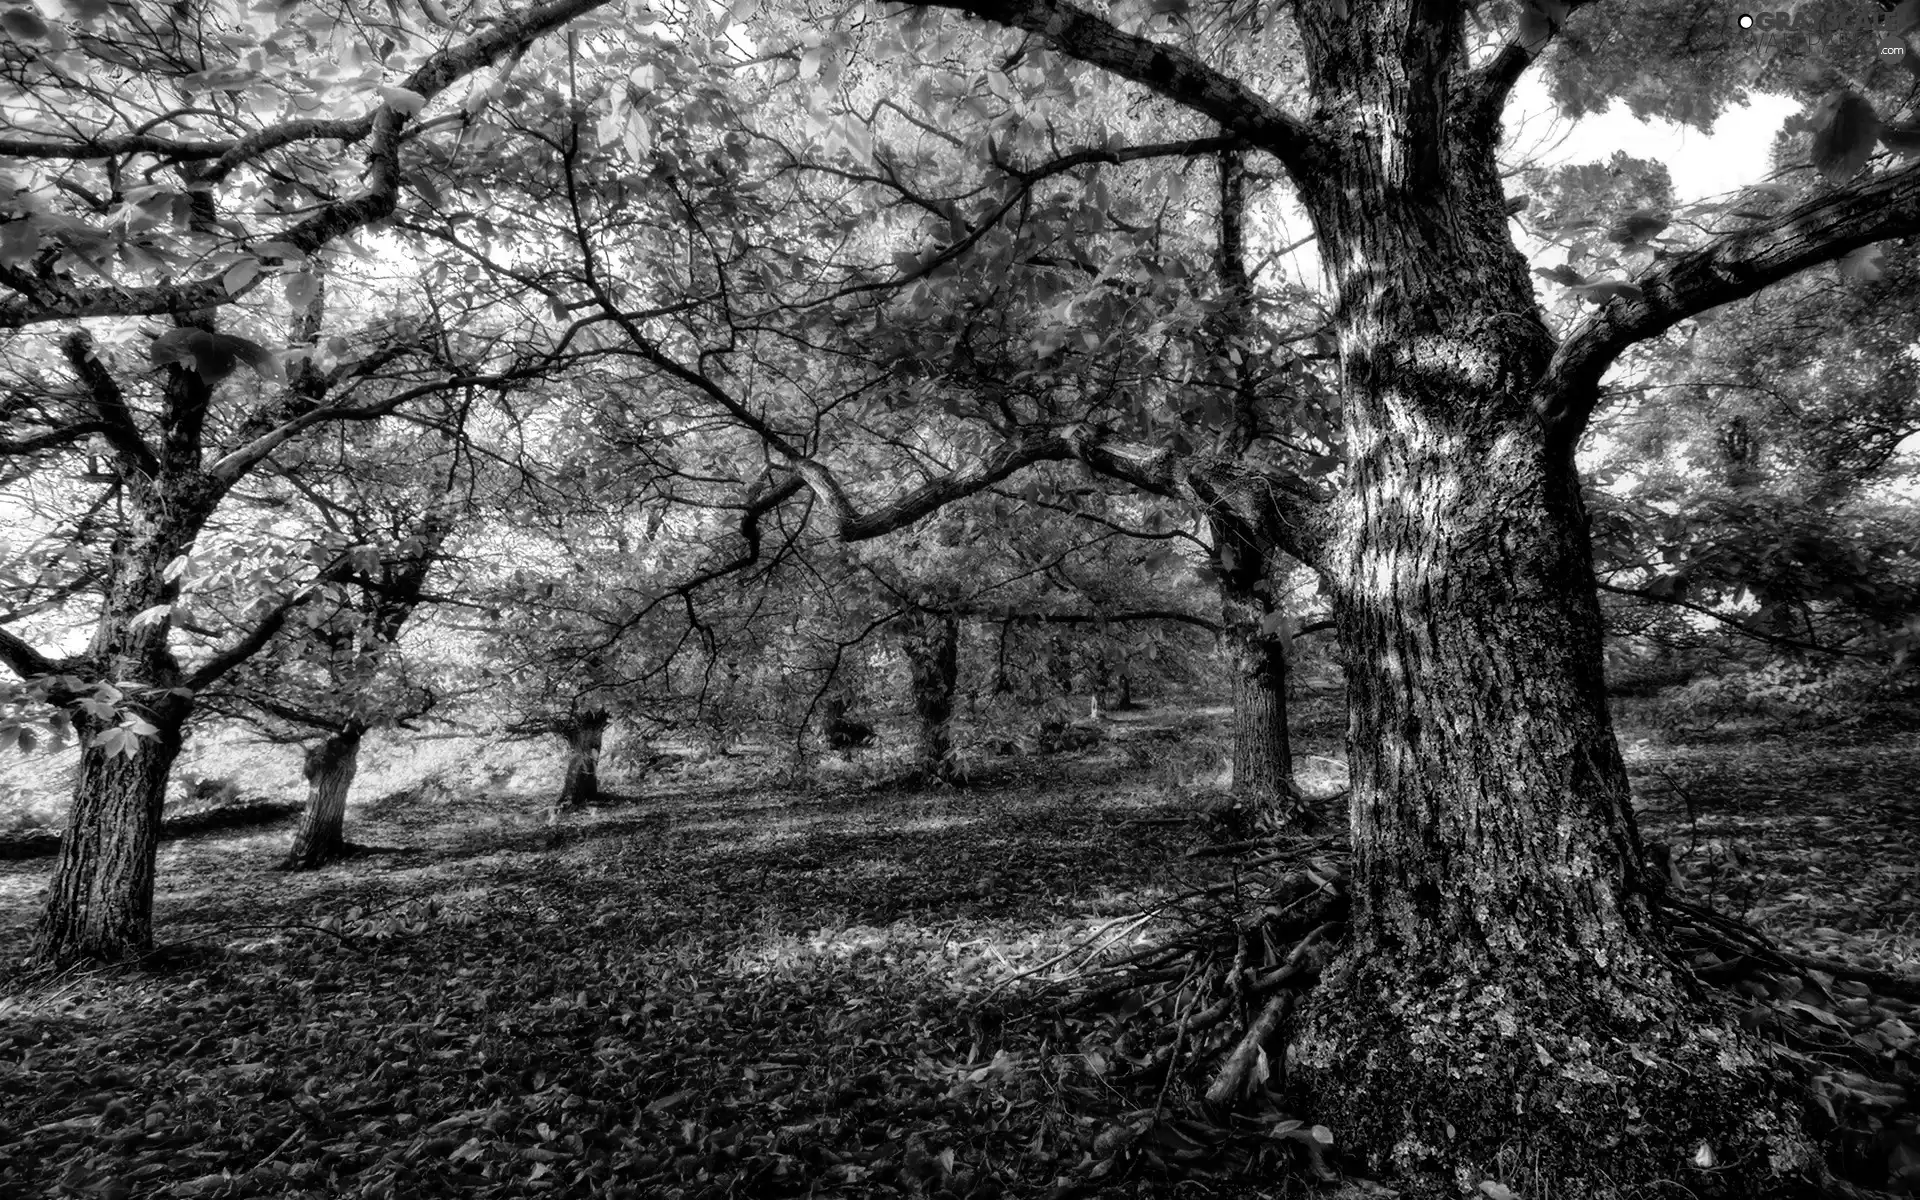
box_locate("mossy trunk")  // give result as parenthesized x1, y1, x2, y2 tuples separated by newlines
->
(284, 725, 364, 870)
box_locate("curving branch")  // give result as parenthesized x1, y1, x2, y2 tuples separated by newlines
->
(1077, 440, 1333, 567)
(60, 330, 160, 477)
(788, 426, 1331, 563)
(1594, 581, 1865, 658)
(0, 133, 229, 160)
(207, 352, 568, 485)
(0, 420, 111, 457)
(0, 0, 614, 328)
(0, 625, 64, 680)
(184, 560, 352, 692)
(185, 594, 310, 693)
(0, 117, 371, 176)
(1536, 158, 1920, 440)
(791, 428, 1102, 542)
(203, 119, 373, 184)
(952, 605, 1224, 634)
(792, 133, 1243, 304)
(1456, 1, 1600, 134)
(901, 0, 1327, 178)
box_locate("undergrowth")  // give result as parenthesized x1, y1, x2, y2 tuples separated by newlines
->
(0, 700, 1913, 1198)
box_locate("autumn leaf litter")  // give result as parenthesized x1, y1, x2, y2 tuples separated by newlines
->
(0, 707, 1915, 1199)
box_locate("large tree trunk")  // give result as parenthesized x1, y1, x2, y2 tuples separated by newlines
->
(554, 708, 609, 810)
(900, 609, 959, 781)
(1287, 422, 1812, 1195)
(34, 359, 210, 967)
(1217, 557, 1295, 814)
(1272, 9, 1818, 1190)
(283, 724, 364, 870)
(34, 713, 186, 967)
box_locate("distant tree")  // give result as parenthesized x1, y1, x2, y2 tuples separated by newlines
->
(0, 0, 609, 966)
(202, 449, 461, 869)
(424, 11, 1340, 812)
(894, 606, 960, 779)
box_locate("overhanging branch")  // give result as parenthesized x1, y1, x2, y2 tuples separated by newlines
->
(900, 0, 1328, 179)
(1456, 1, 1599, 133)
(0, 0, 613, 328)
(0, 625, 64, 680)
(794, 429, 1099, 542)
(1537, 158, 1920, 439)
(954, 605, 1223, 634)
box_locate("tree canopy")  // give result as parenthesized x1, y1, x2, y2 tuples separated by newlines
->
(4, 0, 1920, 1195)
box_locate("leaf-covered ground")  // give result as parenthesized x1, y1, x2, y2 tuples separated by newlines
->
(1, 702, 1915, 1199)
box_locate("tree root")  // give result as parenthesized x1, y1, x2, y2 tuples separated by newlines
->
(1040, 834, 1918, 1197)
(1204, 990, 1292, 1106)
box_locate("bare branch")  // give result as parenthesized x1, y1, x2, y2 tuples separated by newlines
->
(953, 605, 1224, 634)
(60, 330, 159, 476)
(0, 625, 64, 679)
(0, 0, 614, 328)
(901, 0, 1327, 178)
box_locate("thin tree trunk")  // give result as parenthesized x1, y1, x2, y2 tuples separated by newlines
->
(283, 724, 364, 870)
(1045, 631, 1072, 699)
(1216, 546, 1296, 813)
(34, 715, 185, 967)
(900, 610, 959, 781)
(1086, 639, 1110, 720)
(555, 708, 609, 810)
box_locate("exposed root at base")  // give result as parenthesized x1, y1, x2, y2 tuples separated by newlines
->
(1021, 832, 1920, 1197)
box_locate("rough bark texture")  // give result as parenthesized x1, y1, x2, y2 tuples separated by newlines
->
(900, 610, 959, 781)
(33, 350, 215, 968)
(1287, 416, 1812, 1195)
(34, 714, 186, 967)
(1267, 4, 1820, 1192)
(555, 709, 609, 810)
(851, 0, 1917, 1189)
(283, 725, 364, 870)
(1217, 560, 1294, 813)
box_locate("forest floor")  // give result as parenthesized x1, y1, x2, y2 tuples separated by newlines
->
(0, 697, 1916, 1199)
